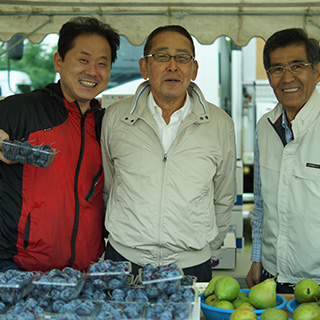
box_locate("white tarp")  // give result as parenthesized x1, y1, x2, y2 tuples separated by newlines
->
(1, 0, 320, 45)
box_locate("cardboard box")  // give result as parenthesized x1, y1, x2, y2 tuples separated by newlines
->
(212, 232, 236, 270)
(229, 210, 244, 238)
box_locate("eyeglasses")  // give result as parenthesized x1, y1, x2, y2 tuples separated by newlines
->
(144, 52, 194, 64)
(267, 62, 312, 77)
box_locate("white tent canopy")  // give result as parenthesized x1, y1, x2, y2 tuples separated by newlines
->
(1, 0, 320, 46)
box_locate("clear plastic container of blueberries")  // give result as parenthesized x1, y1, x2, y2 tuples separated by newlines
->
(96, 300, 147, 320)
(145, 301, 193, 320)
(38, 299, 102, 320)
(87, 260, 132, 291)
(138, 264, 184, 298)
(0, 138, 59, 167)
(32, 268, 86, 302)
(0, 270, 39, 304)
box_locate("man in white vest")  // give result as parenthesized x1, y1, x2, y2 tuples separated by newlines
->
(246, 28, 320, 293)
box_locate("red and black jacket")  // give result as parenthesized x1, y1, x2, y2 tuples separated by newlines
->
(0, 82, 105, 272)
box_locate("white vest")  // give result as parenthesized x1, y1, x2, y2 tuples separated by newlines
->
(259, 88, 320, 284)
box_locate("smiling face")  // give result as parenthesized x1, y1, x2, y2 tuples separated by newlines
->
(54, 33, 112, 112)
(268, 44, 320, 120)
(139, 31, 198, 108)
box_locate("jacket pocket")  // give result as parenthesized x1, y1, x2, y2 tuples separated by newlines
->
(85, 166, 103, 202)
(24, 213, 31, 249)
(292, 167, 320, 182)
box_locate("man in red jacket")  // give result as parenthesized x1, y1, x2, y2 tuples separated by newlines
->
(0, 17, 119, 272)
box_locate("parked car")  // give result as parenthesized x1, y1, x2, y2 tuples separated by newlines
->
(0, 70, 33, 97)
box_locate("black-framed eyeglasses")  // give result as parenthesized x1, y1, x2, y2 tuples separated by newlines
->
(144, 52, 194, 64)
(267, 62, 312, 77)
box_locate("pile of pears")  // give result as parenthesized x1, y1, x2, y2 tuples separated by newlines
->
(204, 275, 288, 320)
(292, 278, 320, 320)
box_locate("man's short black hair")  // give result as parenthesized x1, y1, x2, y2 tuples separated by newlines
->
(58, 16, 120, 64)
(143, 25, 195, 58)
(263, 28, 320, 72)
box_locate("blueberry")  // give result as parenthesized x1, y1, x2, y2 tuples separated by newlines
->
(124, 289, 136, 302)
(159, 310, 173, 319)
(52, 299, 66, 313)
(0, 301, 6, 314)
(92, 278, 106, 290)
(42, 144, 52, 152)
(108, 278, 122, 290)
(180, 288, 195, 302)
(56, 310, 81, 320)
(16, 154, 27, 164)
(20, 141, 32, 156)
(13, 301, 25, 314)
(169, 292, 182, 302)
(111, 288, 125, 301)
(93, 290, 107, 300)
(156, 293, 169, 303)
(32, 145, 42, 158)
(34, 306, 45, 315)
(180, 275, 194, 286)
(75, 300, 95, 316)
(146, 284, 161, 298)
(60, 287, 76, 301)
(124, 305, 141, 318)
(135, 293, 149, 303)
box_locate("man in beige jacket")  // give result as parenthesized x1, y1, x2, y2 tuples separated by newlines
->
(101, 25, 236, 281)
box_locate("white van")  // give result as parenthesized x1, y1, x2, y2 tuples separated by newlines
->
(0, 70, 33, 97)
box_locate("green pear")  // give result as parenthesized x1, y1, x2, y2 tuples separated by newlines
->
(204, 293, 218, 306)
(248, 277, 277, 309)
(293, 304, 320, 320)
(214, 276, 240, 301)
(315, 303, 320, 314)
(260, 308, 288, 320)
(212, 300, 234, 310)
(230, 308, 258, 320)
(204, 275, 223, 297)
(299, 302, 320, 311)
(294, 279, 320, 304)
(236, 302, 256, 310)
(232, 291, 250, 309)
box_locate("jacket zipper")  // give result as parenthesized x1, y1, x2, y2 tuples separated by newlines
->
(69, 112, 86, 267)
(24, 213, 31, 249)
(158, 152, 168, 264)
(85, 166, 103, 202)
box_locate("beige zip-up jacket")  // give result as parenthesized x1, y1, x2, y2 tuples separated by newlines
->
(101, 81, 236, 268)
(259, 88, 320, 284)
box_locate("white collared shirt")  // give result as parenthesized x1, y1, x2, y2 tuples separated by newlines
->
(147, 92, 192, 152)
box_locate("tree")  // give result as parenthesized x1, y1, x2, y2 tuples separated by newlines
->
(0, 38, 57, 89)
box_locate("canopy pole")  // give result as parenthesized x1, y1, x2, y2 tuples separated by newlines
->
(307, 16, 320, 30)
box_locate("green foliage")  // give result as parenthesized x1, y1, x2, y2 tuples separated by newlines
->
(0, 39, 57, 89)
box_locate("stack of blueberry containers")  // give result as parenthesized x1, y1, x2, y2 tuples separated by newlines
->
(0, 261, 199, 319)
